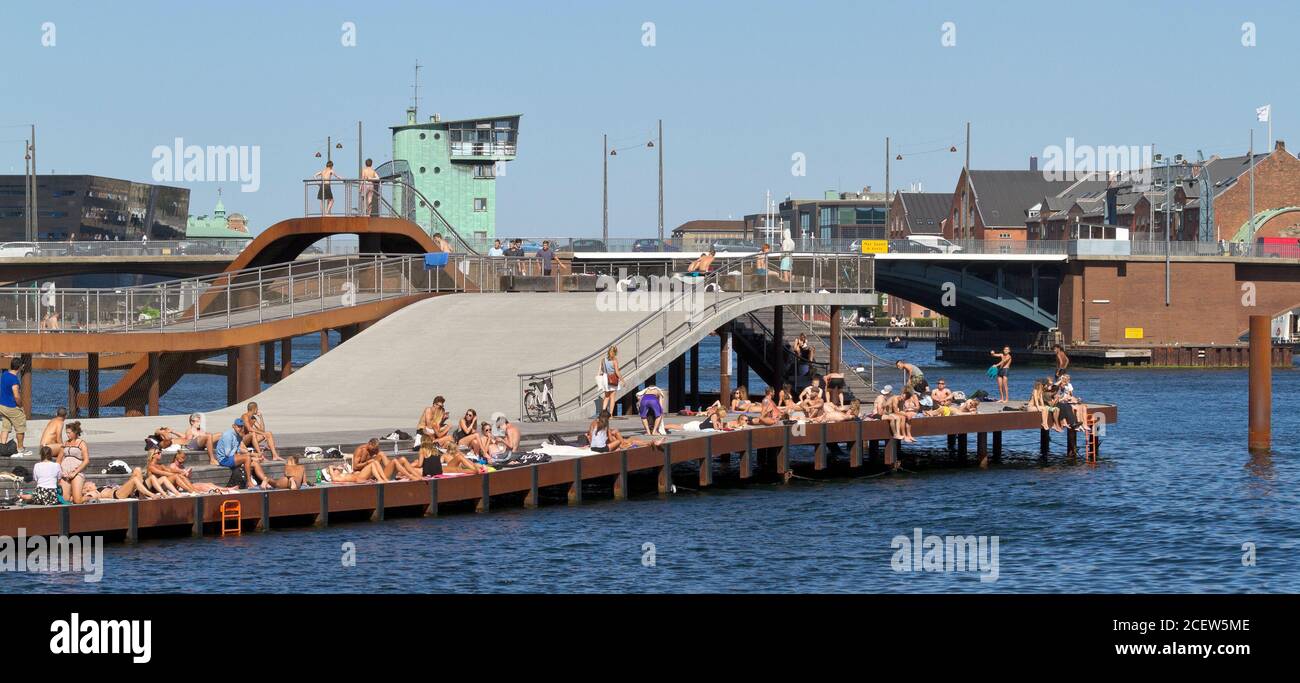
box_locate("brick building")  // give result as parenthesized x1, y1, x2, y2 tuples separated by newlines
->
(886, 191, 953, 320)
(946, 169, 1106, 242)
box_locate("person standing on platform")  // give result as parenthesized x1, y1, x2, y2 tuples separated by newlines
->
(360, 158, 380, 216)
(313, 160, 342, 215)
(1053, 344, 1070, 378)
(991, 346, 1012, 403)
(780, 229, 795, 283)
(0, 358, 29, 456)
(538, 240, 555, 276)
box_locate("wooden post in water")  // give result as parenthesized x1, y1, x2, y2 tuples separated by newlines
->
(280, 338, 294, 379)
(1249, 314, 1272, 454)
(87, 353, 99, 418)
(66, 369, 80, 418)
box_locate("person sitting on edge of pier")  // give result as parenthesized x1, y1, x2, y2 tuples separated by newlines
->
(798, 375, 826, 418)
(215, 420, 271, 489)
(1026, 380, 1061, 432)
(686, 249, 716, 275)
(179, 413, 218, 464)
(39, 407, 68, 460)
(1052, 374, 1090, 429)
(900, 388, 924, 420)
(417, 396, 454, 452)
(868, 385, 892, 419)
(241, 402, 282, 461)
(639, 385, 668, 435)
(881, 389, 916, 443)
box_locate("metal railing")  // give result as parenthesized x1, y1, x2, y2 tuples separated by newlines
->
(0, 239, 252, 258)
(303, 177, 480, 254)
(0, 252, 542, 334)
(516, 251, 876, 419)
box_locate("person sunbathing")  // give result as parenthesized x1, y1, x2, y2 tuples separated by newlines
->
(241, 402, 282, 460)
(956, 398, 981, 414)
(753, 387, 782, 426)
(686, 249, 716, 275)
(80, 467, 160, 501)
(813, 399, 861, 423)
(664, 405, 726, 432)
(266, 454, 308, 489)
(322, 461, 389, 483)
(729, 387, 758, 413)
(453, 409, 478, 443)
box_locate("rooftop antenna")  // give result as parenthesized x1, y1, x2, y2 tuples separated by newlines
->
(411, 60, 422, 117)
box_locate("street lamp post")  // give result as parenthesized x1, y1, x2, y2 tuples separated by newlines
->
(605, 125, 662, 246)
(602, 133, 608, 244)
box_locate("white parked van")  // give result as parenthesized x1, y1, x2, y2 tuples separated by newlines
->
(908, 235, 962, 253)
(0, 242, 38, 257)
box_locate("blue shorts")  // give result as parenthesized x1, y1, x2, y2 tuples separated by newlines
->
(217, 451, 236, 468)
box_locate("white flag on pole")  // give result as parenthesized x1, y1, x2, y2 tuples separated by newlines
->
(1257, 104, 1271, 122)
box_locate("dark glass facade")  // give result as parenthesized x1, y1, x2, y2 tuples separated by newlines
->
(0, 175, 189, 242)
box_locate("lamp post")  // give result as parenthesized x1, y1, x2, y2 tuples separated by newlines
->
(1153, 152, 1183, 306)
(605, 127, 661, 246)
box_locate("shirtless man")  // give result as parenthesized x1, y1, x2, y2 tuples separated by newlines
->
(871, 385, 892, 419)
(798, 375, 825, 418)
(240, 402, 281, 460)
(492, 412, 521, 460)
(417, 396, 454, 451)
(1053, 344, 1070, 378)
(930, 379, 953, 407)
(686, 249, 716, 275)
(813, 399, 860, 423)
(352, 438, 394, 480)
(749, 387, 780, 426)
(178, 413, 217, 464)
(882, 391, 916, 443)
(38, 407, 67, 459)
(990, 346, 1012, 403)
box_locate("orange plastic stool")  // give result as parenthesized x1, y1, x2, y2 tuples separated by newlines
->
(220, 499, 242, 536)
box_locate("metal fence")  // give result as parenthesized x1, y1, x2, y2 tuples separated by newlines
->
(517, 251, 876, 420)
(0, 239, 253, 258)
(0, 252, 543, 333)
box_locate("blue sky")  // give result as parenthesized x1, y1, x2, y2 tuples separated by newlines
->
(2, 0, 1295, 237)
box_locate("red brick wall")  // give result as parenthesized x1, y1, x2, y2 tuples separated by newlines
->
(1211, 144, 1300, 240)
(1059, 258, 1300, 345)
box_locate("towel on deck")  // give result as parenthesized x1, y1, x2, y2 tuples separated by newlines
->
(529, 444, 598, 457)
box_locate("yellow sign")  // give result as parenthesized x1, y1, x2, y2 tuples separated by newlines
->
(1124, 327, 1144, 339)
(860, 239, 888, 254)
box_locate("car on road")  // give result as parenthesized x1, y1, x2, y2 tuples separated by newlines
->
(711, 238, 760, 252)
(568, 239, 608, 253)
(0, 242, 38, 257)
(632, 238, 680, 252)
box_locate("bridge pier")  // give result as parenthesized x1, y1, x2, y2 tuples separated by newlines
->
(225, 349, 238, 406)
(263, 343, 276, 384)
(689, 343, 700, 411)
(668, 354, 686, 412)
(20, 353, 32, 415)
(828, 305, 841, 374)
(717, 325, 731, 405)
(280, 338, 293, 379)
(320, 330, 330, 355)
(236, 343, 259, 404)
(66, 370, 80, 418)
(87, 354, 99, 418)
(147, 352, 161, 416)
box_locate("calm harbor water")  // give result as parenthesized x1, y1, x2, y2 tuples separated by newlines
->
(8, 338, 1299, 593)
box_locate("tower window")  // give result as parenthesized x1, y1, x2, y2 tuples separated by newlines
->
(473, 198, 487, 212)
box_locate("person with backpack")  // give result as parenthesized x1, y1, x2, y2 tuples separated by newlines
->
(0, 358, 29, 457)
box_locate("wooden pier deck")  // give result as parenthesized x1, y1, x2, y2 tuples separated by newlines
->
(0, 403, 1116, 541)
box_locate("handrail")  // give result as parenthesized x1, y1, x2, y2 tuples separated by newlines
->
(516, 251, 876, 418)
(302, 177, 480, 255)
(786, 305, 886, 394)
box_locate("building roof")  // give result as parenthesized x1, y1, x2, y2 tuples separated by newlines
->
(672, 219, 745, 234)
(897, 192, 952, 234)
(967, 170, 1087, 227)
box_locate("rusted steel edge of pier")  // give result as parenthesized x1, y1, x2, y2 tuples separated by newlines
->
(0, 405, 1117, 540)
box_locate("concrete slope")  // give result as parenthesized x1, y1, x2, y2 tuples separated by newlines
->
(230, 292, 654, 428)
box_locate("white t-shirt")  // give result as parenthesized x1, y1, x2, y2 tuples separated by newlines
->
(34, 461, 61, 489)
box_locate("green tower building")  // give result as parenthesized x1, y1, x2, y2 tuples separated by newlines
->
(390, 108, 519, 245)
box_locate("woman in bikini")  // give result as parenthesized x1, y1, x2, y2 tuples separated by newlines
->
(418, 401, 454, 453)
(57, 421, 90, 504)
(453, 409, 478, 443)
(80, 467, 161, 501)
(1026, 380, 1061, 432)
(729, 387, 759, 413)
(144, 449, 201, 493)
(664, 405, 726, 433)
(777, 384, 799, 418)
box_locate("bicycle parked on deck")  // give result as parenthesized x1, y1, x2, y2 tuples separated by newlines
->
(522, 375, 557, 422)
